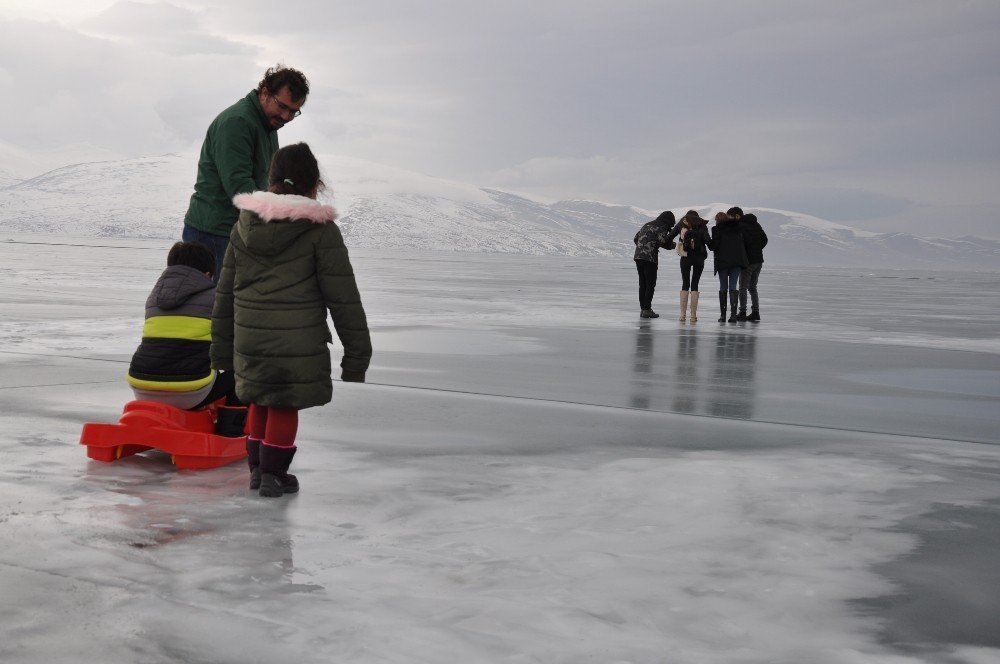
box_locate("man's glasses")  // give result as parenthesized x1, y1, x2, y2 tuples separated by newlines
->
(270, 95, 302, 118)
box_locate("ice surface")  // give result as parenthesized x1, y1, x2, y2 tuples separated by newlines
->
(1, 238, 999, 663)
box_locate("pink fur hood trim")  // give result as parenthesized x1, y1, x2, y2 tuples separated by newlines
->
(233, 191, 338, 224)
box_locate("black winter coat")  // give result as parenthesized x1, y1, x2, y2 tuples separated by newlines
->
(633, 218, 674, 265)
(666, 220, 711, 261)
(709, 218, 750, 274)
(740, 218, 768, 264)
(128, 265, 215, 391)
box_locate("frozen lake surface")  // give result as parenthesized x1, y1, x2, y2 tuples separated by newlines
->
(1, 237, 999, 663)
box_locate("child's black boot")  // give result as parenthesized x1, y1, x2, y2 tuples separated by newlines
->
(258, 444, 299, 498)
(246, 438, 261, 490)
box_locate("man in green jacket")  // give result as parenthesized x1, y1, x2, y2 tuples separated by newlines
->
(182, 65, 310, 280)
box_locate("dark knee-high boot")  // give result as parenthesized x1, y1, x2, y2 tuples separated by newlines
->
(258, 444, 299, 498)
(717, 291, 727, 322)
(215, 405, 248, 437)
(246, 438, 261, 490)
(728, 290, 739, 323)
(749, 289, 761, 322)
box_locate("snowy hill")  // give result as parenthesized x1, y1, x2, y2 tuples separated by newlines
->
(1, 153, 997, 270)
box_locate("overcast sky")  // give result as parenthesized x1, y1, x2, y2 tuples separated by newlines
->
(2, 0, 998, 236)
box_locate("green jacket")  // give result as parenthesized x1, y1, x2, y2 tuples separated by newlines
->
(211, 191, 372, 409)
(184, 91, 278, 237)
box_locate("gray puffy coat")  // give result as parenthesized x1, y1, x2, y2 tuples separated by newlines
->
(211, 191, 372, 409)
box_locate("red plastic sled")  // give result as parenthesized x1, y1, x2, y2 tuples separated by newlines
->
(80, 400, 247, 469)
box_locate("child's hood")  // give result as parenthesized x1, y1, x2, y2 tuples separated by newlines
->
(148, 265, 214, 310)
(233, 191, 338, 256)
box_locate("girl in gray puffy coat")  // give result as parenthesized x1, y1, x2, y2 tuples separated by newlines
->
(212, 143, 372, 498)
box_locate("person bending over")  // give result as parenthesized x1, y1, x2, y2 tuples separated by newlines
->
(633, 211, 676, 319)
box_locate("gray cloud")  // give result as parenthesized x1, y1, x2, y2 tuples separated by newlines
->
(0, 6, 262, 160)
(80, 1, 252, 55)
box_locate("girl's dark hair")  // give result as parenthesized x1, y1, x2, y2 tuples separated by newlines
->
(257, 65, 310, 102)
(167, 241, 215, 276)
(268, 142, 325, 197)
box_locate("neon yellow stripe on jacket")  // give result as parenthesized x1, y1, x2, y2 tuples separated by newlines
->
(142, 315, 212, 341)
(126, 372, 215, 392)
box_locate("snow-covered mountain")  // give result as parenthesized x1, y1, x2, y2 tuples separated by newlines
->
(1, 153, 997, 270)
(664, 205, 1000, 271)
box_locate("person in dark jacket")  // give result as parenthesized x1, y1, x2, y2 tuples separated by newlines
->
(709, 210, 749, 323)
(666, 210, 711, 323)
(737, 212, 768, 322)
(632, 211, 676, 318)
(212, 142, 372, 498)
(127, 242, 246, 435)
(183, 65, 309, 281)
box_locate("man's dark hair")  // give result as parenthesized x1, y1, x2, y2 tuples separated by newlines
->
(726, 206, 744, 217)
(167, 241, 215, 276)
(258, 65, 310, 102)
(653, 211, 675, 225)
(268, 142, 325, 197)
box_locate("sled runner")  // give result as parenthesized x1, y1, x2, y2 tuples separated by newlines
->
(80, 400, 246, 469)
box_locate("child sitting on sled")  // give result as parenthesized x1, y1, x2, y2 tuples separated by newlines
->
(127, 241, 247, 436)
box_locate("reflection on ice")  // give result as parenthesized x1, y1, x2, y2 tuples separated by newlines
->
(630, 325, 759, 420)
(708, 330, 757, 419)
(629, 321, 655, 409)
(671, 329, 698, 414)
